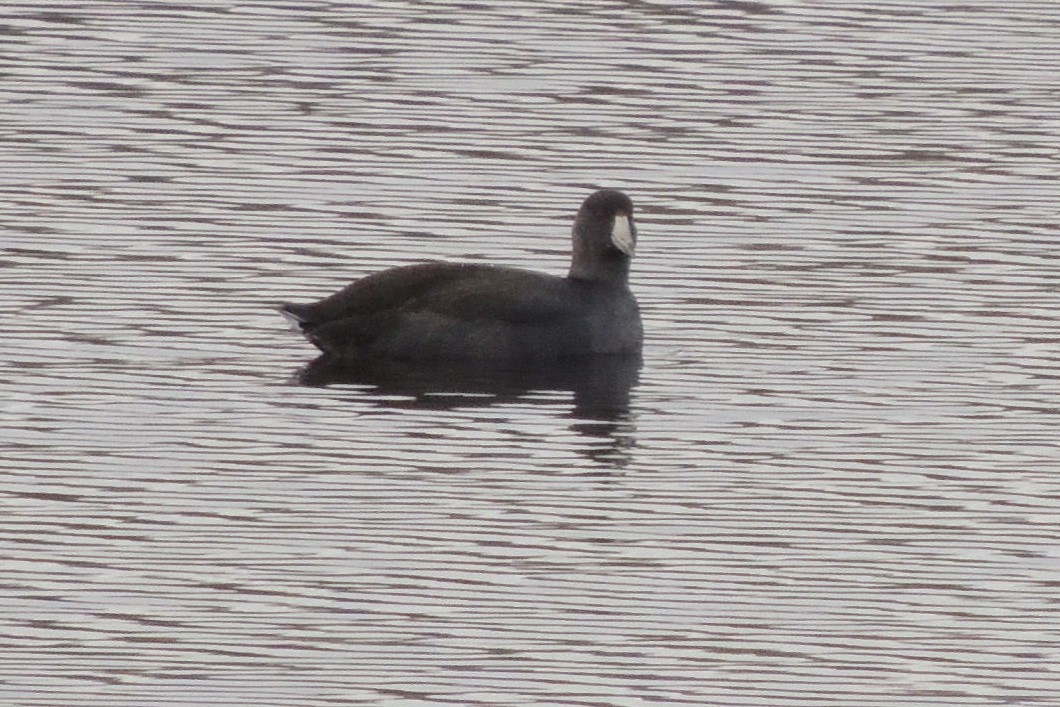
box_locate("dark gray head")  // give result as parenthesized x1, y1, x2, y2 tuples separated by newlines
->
(568, 189, 637, 283)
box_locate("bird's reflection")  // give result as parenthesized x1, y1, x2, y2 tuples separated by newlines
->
(295, 355, 641, 467)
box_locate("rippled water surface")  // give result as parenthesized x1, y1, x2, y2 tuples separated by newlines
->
(2, 1, 1059, 705)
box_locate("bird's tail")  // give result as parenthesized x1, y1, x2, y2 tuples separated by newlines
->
(278, 303, 313, 331)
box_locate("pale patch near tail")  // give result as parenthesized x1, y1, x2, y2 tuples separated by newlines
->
(278, 304, 308, 331)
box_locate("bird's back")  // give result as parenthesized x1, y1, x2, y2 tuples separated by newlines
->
(281, 262, 638, 360)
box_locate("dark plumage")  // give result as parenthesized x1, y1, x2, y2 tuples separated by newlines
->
(280, 189, 641, 361)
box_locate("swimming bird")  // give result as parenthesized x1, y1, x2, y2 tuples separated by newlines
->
(280, 189, 641, 361)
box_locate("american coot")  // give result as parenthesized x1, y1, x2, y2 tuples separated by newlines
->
(280, 189, 642, 361)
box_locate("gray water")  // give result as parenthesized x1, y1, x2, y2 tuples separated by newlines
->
(2, 1, 1059, 705)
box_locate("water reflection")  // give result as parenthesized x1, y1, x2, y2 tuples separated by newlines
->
(296, 354, 641, 466)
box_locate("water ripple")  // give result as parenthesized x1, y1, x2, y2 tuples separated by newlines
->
(2, 1, 1059, 705)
